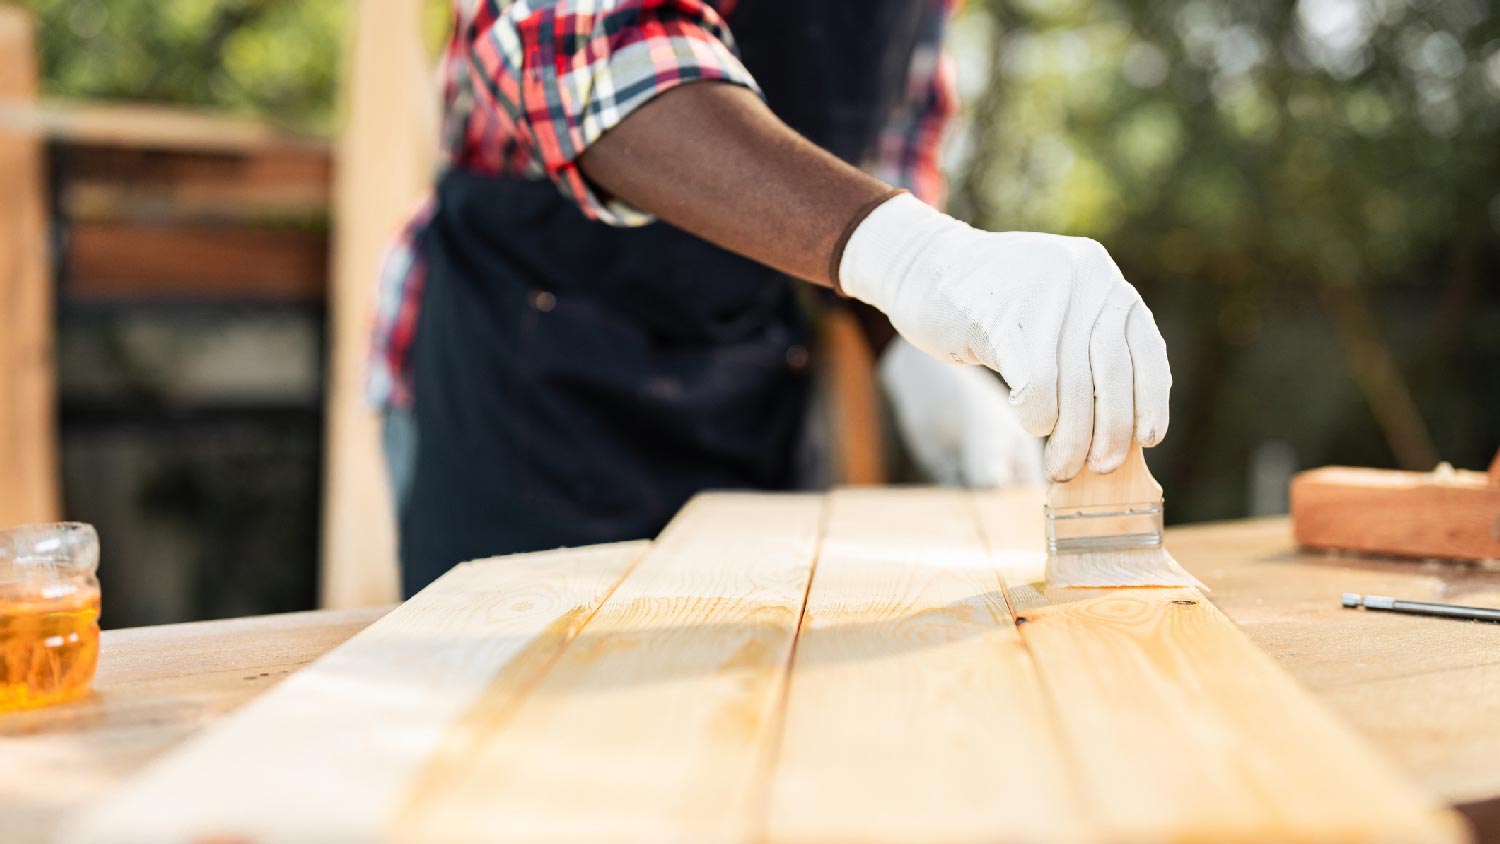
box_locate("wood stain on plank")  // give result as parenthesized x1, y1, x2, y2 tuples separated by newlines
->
(61, 492, 1475, 844)
(1015, 587, 1467, 843)
(393, 604, 618, 824)
(62, 542, 648, 844)
(393, 493, 826, 844)
(974, 488, 1466, 843)
(763, 489, 1086, 844)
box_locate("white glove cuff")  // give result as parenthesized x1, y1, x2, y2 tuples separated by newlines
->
(837, 192, 954, 310)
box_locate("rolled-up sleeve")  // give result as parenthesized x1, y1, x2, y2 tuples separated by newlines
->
(466, 0, 760, 225)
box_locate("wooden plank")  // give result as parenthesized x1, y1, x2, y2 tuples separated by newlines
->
(764, 488, 1083, 844)
(0, 6, 59, 525)
(62, 542, 647, 844)
(8, 516, 1500, 844)
(0, 99, 328, 154)
(66, 221, 328, 302)
(2, 606, 390, 844)
(1170, 518, 1500, 809)
(394, 493, 824, 844)
(1290, 465, 1500, 561)
(320, 0, 438, 608)
(63, 144, 332, 222)
(974, 490, 1469, 844)
(970, 486, 1051, 611)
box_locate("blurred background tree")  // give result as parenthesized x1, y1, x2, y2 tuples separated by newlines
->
(22, 0, 1500, 523)
(946, 0, 1499, 519)
(26, 0, 345, 131)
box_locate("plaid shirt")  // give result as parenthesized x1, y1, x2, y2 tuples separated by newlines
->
(367, 0, 959, 409)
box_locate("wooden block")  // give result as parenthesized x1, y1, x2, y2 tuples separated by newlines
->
(62, 542, 648, 844)
(975, 489, 1469, 844)
(1291, 464, 1500, 561)
(0, 6, 60, 526)
(764, 488, 1084, 844)
(393, 493, 824, 844)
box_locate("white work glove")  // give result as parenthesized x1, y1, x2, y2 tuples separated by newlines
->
(840, 193, 1172, 481)
(880, 336, 1044, 487)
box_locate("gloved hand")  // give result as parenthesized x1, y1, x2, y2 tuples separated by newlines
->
(839, 193, 1172, 481)
(880, 336, 1044, 488)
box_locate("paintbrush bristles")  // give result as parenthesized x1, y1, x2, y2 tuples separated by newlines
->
(1044, 443, 1207, 589)
(1045, 546, 1207, 590)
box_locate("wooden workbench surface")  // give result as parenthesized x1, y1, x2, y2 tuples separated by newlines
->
(4, 515, 1498, 843)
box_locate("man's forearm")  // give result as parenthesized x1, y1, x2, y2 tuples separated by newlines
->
(576, 82, 894, 288)
(577, 78, 1176, 481)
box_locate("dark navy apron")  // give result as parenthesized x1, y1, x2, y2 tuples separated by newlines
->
(400, 0, 927, 595)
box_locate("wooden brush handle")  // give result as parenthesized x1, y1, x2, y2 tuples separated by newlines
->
(1046, 443, 1162, 509)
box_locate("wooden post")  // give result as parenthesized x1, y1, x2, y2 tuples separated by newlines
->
(320, 0, 436, 606)
(0, 7, 60, 527)
(820, 310, 887, 485)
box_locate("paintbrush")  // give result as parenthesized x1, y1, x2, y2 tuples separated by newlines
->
(1044, 442, 1205, 589)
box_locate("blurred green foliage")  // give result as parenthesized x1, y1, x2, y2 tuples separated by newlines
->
(24, 0, 346, 131)
(950, 0, 1500, 519)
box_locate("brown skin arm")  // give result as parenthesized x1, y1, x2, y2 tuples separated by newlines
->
(576, 81, 896, 289)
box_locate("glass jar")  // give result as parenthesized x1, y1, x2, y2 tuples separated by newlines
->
(0, 522, 101, 711)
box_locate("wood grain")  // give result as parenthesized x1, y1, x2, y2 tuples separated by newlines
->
(320, 0, 438, 608)
(976, 490, 1467, 843)
(62, 542, 646, 844)
(395, 493, 824, 844)
(1015, 589, 1465, 843)
(1291, 466, 1500, 561)
(1170, 518, 1500, 808)
(764, 488, 1083, 844)
(0, 6, 60, 526)
(971, 486, 1050, 611)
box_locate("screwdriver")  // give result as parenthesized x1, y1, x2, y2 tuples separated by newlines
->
(1342, 593, 1500, 623)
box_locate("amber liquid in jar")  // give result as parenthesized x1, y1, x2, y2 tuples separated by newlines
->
(0, 584, 101, 711)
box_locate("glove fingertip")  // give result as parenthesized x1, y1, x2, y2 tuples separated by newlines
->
(1136, 411, 1170, 447)
(1011, 386, 1060, 438)
(1043, 437, 1088, 483)
(1087, 445, 1129, 475)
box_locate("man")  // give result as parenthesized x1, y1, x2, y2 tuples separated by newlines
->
(370, 0, 1172, 596)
